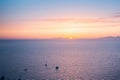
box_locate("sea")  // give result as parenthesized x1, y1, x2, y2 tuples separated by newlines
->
(0, 39, 120, 80)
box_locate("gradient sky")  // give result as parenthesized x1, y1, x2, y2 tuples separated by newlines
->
(0, 0, 120, 39)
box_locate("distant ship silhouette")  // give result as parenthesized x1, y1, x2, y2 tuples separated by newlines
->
(0, 75, 5, 80)
(45, 61, 48, 67)
(24, 68, 28, 72)
(55, 66, 59, 70)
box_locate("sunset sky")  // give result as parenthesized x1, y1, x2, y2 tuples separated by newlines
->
(0, 0, 120, 39)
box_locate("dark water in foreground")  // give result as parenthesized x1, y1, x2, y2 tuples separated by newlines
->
(0, 40, 120, 80)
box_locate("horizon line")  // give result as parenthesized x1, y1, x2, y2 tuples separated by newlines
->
(0, 36, 120, 40)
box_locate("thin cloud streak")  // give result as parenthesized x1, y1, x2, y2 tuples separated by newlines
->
(16, 17, 120, 24)
(111, 12, 120, 18)
(4, 12, 120, 24)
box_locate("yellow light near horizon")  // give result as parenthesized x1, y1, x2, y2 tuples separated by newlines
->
(69, 36, 73, 39)
(1, 19, 120, 39)
(55, 22, 81, 39)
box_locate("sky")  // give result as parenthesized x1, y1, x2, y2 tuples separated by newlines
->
(0, 0, 120, 39)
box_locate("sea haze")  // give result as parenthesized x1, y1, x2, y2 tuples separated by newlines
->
(0, 38, 120, 80)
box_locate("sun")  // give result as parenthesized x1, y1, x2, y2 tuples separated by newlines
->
(69, 36, 73, 39)
(61, 28, 78, 39)
(55, 22, 82, 39)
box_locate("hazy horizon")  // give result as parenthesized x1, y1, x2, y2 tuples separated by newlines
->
(0, 36, 120, 40)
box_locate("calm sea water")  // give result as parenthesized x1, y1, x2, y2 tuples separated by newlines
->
(0, 40, 120, 80)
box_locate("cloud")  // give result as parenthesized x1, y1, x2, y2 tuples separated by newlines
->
(18, 18, 119, 23)
(4, 12, 120, 26)
(112, 12, 120, 18)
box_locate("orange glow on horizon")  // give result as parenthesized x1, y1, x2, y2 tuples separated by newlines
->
(0, 18, 120, 39)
